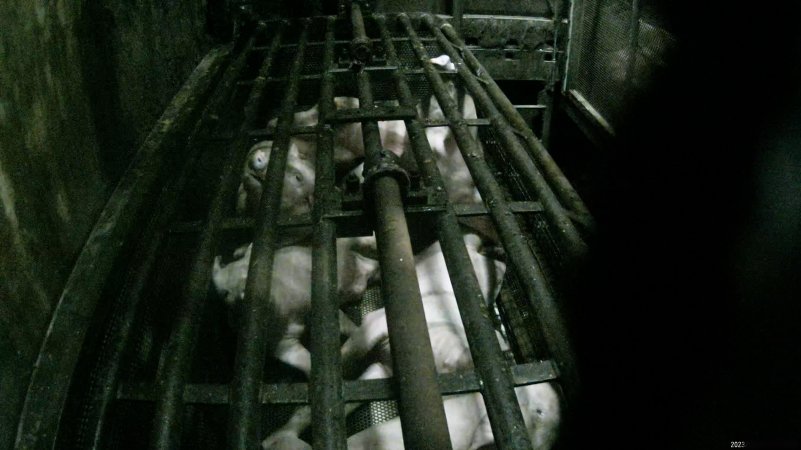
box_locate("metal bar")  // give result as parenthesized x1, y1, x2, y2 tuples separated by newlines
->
(248, 125, 318, 138)
(253, 67, 439, 84)
(116, 361, 559, 404)
(402, 13, 579, 401)
(150, 27, 282, 450)
(227, 21, 309, 450)
(452, 0, 464, 33)
(355, 43, 454, 448)
(167, 200, 544, 234)
(379, 15, 534, 450)
(350, 2, 372, 65)
(252, 36, 439, 51)
(426, 15, 589, 257)
(423, 118, 491, 127)
(14, 45, 230, 450)
(542, 0, 572, 147)
(308, 17, 346, 450)
(437, 19, 596, 234)
(328, 105, 418, 123)
(83, 42, 249, 448)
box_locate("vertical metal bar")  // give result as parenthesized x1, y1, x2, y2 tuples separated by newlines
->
(227, 22, 310, 450)
(437, 20, 595, 234)
(350, 2, 373, 65)
(377, 15, 534, 450)
(452, 0, 464, 33)
(354, 16, 453, 450)
(309, 16, 346, 450)
(150, 27, 282, 450)
(372, 177, 455, 450)
(83, 41, 250, 450)
(540, 0, 569, 150)
(402, 13, 578, 399)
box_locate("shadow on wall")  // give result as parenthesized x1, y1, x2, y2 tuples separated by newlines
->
(77, 3, 136, 183)
(564, 1, 801, 449)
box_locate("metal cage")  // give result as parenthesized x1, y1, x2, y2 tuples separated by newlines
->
(16, 8, 592, 450)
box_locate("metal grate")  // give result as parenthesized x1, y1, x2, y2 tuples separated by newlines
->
(19, 10, 591, 450)
(565, 0, 677, 132)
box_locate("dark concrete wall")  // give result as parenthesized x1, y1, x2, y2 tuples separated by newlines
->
(0, 0, 210, 447)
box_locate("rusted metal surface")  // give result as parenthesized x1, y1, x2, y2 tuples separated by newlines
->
(14, 45, 231, 450)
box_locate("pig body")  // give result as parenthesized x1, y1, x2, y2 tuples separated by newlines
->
(212, 237, 379, 375)
(341, 235, 559, 450)
(262, 235, 559, 450)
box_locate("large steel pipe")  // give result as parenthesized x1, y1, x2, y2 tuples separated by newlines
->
(377, 15, 536, 449)
(354, 15, 453, 447)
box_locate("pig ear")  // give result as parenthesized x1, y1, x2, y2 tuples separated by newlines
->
(292, 136, 316, 160)
(233, 244, 251, 260)
(213, 255, 224, 273)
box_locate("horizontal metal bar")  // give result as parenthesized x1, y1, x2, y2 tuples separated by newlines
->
(327, 105, 418, 123)
(423, 117, 491, 127)
(250, 36, 439, 50)
(452, 200, 543, 216)
(515, 104, 547, 110)
(167, 201, 544, 234)
(14, 45, 231, 450)
(240, 66, 459, 85)
(253, 109, 498, 138)
(116, 361, 558, 404)
(247, 125, 317, 139)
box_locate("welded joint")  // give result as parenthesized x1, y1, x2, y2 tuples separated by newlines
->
(362, 148, 410, 206)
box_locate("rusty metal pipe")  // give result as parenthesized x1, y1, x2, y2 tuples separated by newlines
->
(354, 42, 453, 448)
(308, 16, 347, 450)
(376, 15, 534, 449)
(350, 2, 373, 66)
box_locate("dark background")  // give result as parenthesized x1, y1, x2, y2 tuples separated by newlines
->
(563, 1, 801, 449)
